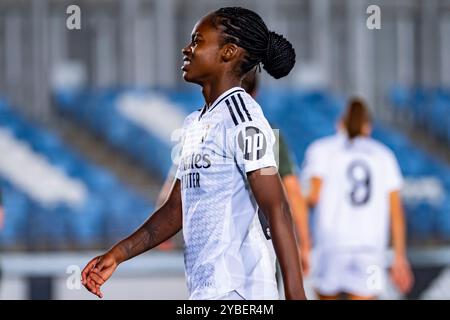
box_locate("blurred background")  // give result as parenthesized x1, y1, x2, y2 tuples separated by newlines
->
(0, 0, 449, 299)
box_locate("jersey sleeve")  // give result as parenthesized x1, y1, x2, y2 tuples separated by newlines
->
(229, 119, 278, 174)
(302, 141, 328, 180)
(174, 112, 197, 180)
(174, 152, 184, 180)
(384, 150, 404, 192)
(167, 164, 178, 180)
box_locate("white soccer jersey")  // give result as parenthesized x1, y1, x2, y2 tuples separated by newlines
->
(302, 133, 403, 252)
(175, 87, 279, 300)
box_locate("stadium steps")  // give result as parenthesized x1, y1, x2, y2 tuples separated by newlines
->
(383, 111, 450, 167)
(45, 109, 163, 204)
(388, 86, 450, 165)
(44, 109, 185, 250)
(0, 100, 154, 250)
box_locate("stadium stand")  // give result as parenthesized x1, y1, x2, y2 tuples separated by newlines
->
(0, 98, 152, 250)
(54, 88, 450, 244)
(390, 86, 450, 143)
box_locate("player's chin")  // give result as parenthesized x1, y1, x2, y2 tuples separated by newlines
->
(182, 71, 199, 84)
(182, 71, 192, 82)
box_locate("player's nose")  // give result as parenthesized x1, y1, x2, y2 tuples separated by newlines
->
(182, 45, 191, 56)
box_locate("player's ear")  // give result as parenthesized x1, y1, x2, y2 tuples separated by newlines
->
(221, 43, 240, 62)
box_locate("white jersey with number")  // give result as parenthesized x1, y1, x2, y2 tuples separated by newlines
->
(175, 87, 279, 300)
(302, 133, 403, 252)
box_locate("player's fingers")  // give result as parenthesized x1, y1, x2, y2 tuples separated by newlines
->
(97, 287, 103, 299)
(85, 272, 97, 285)
(95, 283, 103, 297)
(86, 279, 97, 295)
(89, 275, 102, 288)
(92, 282, 103, 298)
(390, 268, 401, 290)
(91, 280, 103, 297)
(88, 277, 99, 290)
(89, 272, 106, 285)
(84, 258, 100, 279)
(391, 265, 400, 280)
(83, 279, 95, 293)
(396, 272, 405, 291)
(91, 269, 107, 280)
(393, 266, 412, 294)
(402, 269, 413, 293)
(400, 274, 410, 293)
(82, 258, 99, 284)
(93, 285, 100, 297)
(84, 274, 93, 288)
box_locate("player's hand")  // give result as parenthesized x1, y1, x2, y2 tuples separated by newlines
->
(390, 255, 414, 294)
(81, 252, 118, 298)
(300, 246, 311, 277)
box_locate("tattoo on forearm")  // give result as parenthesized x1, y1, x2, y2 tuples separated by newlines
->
(119, 222, 160, 261)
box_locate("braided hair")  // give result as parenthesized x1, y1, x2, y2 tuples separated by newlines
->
(211, 7, 296, 79)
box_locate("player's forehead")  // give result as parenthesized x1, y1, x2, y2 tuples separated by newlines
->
(190, 14, 216, 39)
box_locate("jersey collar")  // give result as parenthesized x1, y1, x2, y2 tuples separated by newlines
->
(207, 87, 245, 113)
(198, 87, 245, 120)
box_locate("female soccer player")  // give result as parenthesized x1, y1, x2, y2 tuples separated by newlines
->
(82, 7, 306, 300)
(156, 71, 311, 272)
(302, 98, 414, 300)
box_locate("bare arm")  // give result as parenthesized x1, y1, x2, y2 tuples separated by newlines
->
(111, 179, 182, 263)
(307, 177, 322, 208)
(81, 179, 183, 297)
(248, 168, 306, 300)
(282, 175, 311, 275)
(390, 191, 407, 257)
(389, 190, 414, 294)
(282, 175, 310, 249)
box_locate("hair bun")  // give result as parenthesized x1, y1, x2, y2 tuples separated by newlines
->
(262, 31, 296, 79)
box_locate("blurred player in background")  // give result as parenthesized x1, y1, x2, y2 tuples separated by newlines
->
(156, 72, 311, 273)
(82, 7, 306, 300)
(302, 98, 414, 300)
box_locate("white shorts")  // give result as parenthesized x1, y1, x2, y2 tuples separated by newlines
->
(312, 249, 387, 297)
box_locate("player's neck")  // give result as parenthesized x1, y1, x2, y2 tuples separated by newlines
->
(202, 77, 241, 109)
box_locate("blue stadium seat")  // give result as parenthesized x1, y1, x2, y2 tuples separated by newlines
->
(69, 195, 105, 248)
(0, 187, 29, 247)
(435, 199, 450, 240)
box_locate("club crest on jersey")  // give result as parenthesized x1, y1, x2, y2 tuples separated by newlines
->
(237, 126, 267, 161)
